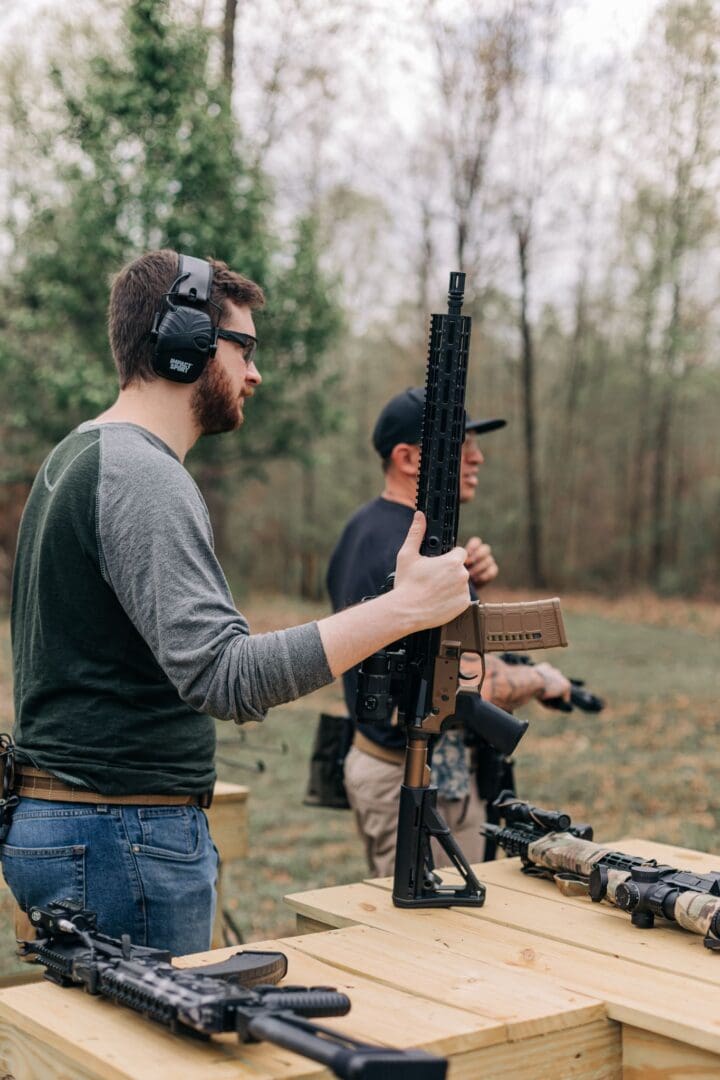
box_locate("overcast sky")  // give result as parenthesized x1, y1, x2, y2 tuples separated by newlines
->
(0, 0, 660, 59)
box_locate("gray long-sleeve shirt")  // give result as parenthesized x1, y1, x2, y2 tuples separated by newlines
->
(11, 422, 332, 794)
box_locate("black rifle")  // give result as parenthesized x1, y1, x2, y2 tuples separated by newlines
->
(483, 794, 720, 950)
(498, 653, 604, 713)
(356, 273, 566, 909)
(466, 655, 602, 860)
(23, 899, 447, 1078)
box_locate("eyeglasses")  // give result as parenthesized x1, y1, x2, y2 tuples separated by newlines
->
(217, 329, 258, 365)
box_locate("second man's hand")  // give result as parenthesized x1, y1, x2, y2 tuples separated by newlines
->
(464, 535, 498, 589)
(533, 662, 572, 704)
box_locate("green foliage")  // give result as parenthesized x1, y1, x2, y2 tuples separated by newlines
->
(0, 0, 341, 481)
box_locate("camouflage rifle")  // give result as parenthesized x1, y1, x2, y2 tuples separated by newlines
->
(356, 273, 567, 909)
(483, 793, 720, 950)
(497, 652, 604, 713)
(22, 899, 447, 1078)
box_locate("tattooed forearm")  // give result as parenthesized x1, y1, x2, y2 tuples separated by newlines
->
(480, 654, 545, 710)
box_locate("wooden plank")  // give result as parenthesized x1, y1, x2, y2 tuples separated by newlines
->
(611, 837, 720, 870)
(622, 1023, 720, 1080)
(447, 1017, 621, 1080)
(296, 915, 333, 934)
(284, 881, 720, 1057)
(0, 988, 315, 1080)
(0, 969, 42, 987)
(0, 935, 507, 1079)
(178, 936, 508, 1056)
(363, 862, 720, 986)
(286, 924, 605, 1041)
(207, 781, 249, 863)
(213, 780, 250, 800)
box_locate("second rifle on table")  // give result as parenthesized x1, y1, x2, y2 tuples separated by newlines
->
(23, 899, 447, 1079)
(484, 792, 720, 950)
(356, 271, 567, 910)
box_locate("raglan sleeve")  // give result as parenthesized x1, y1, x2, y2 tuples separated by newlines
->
(96, 432, 332, 721)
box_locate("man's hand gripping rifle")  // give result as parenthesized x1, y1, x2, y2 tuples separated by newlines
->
(357, 273, 567, 909)
(484, 794, 720, 950)
(22, 899, 447, 1078)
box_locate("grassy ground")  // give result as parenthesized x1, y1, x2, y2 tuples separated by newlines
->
(1, 590, 719, 975)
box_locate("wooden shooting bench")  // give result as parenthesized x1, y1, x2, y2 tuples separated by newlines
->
(285, 837, 720, 1078)
(0, 779, 248, 987)
(0, 836, 716, 1079)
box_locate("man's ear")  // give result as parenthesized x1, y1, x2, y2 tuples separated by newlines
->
(390, 443, 421, 477)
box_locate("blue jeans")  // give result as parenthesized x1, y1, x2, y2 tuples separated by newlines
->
(1, 799, 218, 956)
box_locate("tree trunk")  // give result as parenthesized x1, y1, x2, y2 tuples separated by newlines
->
(299, 459, 321, 600)
(665, 401, 686, 571)
(516, 224, 545, 587)
(649, 385, 673, 585)
(649, 279, 681, 586)
(417, 201, 434, 326)
(626, 256, 663, 583)
(626, 371, 653, 583)
(222, 0, 238, 93)
(554, 270, 589, 576)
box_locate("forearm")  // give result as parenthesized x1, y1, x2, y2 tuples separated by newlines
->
(481, 654, 545, 711)
(317, 592, 418, 678)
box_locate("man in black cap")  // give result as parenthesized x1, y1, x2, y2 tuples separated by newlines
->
(326, 387, 569, 877)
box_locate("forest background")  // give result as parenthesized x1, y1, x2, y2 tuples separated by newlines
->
(1, 0, 719, 604)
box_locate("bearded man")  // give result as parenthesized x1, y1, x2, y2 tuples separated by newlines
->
(5, 255, 471, 952)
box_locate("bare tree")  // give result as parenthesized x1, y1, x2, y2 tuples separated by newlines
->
(621, 0, 720, 587)
(222, 0, 237, 91)
(423, 0, 519, 275)
(502, 0, 559, 587)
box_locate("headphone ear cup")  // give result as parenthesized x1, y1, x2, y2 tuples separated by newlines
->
(152, 308, 216, 383)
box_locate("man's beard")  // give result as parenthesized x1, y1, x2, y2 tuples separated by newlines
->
(191, 361, 242, 436)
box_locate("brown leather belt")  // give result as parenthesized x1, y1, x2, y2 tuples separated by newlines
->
(15, 767, 211, 807)
(352, 729, 405, 767)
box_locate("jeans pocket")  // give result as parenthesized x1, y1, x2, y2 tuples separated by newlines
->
(135, 807, 201, 861)
(1, 842, 86, 913)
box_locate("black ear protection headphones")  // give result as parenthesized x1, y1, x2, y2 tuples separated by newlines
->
(149, 254, 219, 384)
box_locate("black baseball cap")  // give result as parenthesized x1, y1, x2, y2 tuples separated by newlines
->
(372, 387, 506, 458)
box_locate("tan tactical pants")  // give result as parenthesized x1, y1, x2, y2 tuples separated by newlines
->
(343, 744, 486, 879)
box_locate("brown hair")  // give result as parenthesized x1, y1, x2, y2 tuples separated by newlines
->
(108, 249, 265, 388)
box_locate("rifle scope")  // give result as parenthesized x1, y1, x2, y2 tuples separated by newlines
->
(492, 791, 572, 832)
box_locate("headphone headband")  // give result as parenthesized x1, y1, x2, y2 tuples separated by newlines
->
(174, 254, 214, 305)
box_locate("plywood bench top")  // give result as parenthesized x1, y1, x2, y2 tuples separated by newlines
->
(0, 925, 611, 1079)
(285, 838, 720, 1058)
